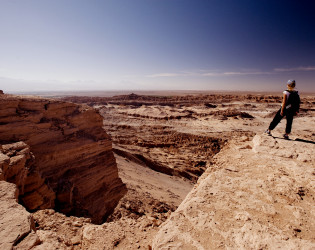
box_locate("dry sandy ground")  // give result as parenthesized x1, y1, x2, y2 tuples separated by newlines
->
(115, 154, 193, 208)
(90, 154, 193, 249)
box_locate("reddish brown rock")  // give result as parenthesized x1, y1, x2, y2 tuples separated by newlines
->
(0, 94, 126, 223)
(0, 141, 55, 209)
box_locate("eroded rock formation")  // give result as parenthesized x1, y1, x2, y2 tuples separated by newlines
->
(0, 141, 55, 210)
(0, 94, 126, 224)
(61, 93, 284, 107)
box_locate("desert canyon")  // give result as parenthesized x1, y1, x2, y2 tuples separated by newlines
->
(0, 90, 314, 249)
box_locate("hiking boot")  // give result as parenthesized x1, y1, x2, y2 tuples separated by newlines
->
(264, 129, 271, 136)
(283, 134, 289, 140)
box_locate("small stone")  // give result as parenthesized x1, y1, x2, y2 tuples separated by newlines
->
(71, 235, 81, 245)
(73, 221, 83, 227)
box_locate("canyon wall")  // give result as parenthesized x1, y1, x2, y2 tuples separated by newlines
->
(0, 94, 127, 224)
(0, 141, 55, 210)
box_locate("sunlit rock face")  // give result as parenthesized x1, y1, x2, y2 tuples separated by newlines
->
(0, 181, 38, 250)
(0, 94, 127, 224)
(153, 135, 315, 249)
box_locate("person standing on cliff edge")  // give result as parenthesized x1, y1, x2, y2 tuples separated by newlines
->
(265, 80, 300, 140)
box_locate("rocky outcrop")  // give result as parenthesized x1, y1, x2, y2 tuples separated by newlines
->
(153, 135, 315, 249)
(0, 181, 39, 250)
(0, 141, 56, 210)
(0, 94, 126, 223)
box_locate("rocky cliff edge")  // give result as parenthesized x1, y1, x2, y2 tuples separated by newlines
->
(153, 135, 315, 249)
(0, 93, 127, 225)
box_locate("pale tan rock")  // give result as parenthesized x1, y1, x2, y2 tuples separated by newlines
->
(81, 223, 126, 249)
(31, 209, 88, 249)
(153, 136, 315, 249)
(13, 231, 40, 250)
(32, 230, 71, 250)
(0, 181, 37, 250)
(0, 152, 9, 180)
(253, 135, 315, 164)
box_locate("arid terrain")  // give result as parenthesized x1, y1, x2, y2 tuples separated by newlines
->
(1, 91, 314, 249)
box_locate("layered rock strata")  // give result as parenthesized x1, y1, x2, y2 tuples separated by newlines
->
(0, 94, 126, 223)
(0, 141, 55, 210)
(153, 135, 315, 249)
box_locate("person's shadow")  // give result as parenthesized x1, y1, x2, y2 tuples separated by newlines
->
(271, 136, 315, 144)
(294, 138, 315, 145)
(271, 135, 292, 141)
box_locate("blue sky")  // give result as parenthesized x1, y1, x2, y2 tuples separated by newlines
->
(1, 0, 314, 92)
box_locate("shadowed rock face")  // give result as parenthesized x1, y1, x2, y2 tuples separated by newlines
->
(0, 94, 127, 224)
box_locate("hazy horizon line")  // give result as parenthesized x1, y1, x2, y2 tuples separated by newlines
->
(5, 89, 315, 97)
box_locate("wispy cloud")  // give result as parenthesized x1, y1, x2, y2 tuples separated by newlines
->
(222, 71, 271, 76)
(146, 66, 315, 78)
(146, 73, 183, 78)
(274, 66, 315, 72)
(146, 70, 272, 78)
(202, 72, 220, 76)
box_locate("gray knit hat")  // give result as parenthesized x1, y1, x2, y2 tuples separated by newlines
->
(287, 79, 296, 89)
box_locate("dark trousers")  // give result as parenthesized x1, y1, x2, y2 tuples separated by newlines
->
(269, 108, 294, 134)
